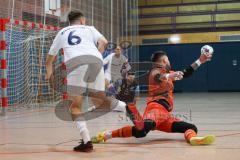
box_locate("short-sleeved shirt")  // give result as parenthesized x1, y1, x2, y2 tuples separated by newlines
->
(103, 53, 127, 82)
(49, 25, 104, 62)
(48, 25, 106, 93)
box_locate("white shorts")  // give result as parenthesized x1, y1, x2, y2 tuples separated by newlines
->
(67, 65, 105, 95)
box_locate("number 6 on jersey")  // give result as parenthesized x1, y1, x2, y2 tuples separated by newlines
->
(68, 30, 81, 45)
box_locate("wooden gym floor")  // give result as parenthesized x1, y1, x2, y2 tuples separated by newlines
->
(1, 93, 240, 160)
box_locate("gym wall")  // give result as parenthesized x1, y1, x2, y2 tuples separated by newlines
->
(138, 42, 240, 92)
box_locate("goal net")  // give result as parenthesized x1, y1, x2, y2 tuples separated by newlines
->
(1, 19, 63, 112)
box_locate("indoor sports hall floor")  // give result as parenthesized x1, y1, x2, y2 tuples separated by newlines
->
(1, 93, 240, 160)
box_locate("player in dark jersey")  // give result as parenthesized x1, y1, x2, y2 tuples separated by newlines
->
(108, 70, 139, 106)
(92, 50, 215, 146)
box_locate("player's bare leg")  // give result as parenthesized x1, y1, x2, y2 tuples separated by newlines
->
(88, 79, 111, 112)
(88, 91, 111, 108)
(69, 95, 93, 152)
(66, 87, 122, 152)
(69, 95, 83, 115)
(87, 89, 126, 113)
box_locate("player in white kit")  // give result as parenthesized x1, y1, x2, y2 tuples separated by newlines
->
(45, 11, 125, 152)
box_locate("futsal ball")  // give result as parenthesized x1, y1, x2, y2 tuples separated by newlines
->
(201, 45, 214, 55)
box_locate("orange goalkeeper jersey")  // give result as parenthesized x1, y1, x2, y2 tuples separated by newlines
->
(147, 66, 174, 111)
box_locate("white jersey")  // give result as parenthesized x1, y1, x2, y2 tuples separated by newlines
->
(49, 25, 104, 62)
(103, 53, 127, 82)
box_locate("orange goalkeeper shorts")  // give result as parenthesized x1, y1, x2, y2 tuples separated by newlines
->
(143, 102, 180, 132)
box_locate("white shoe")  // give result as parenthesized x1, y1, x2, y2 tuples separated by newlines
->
(113, 101, 126, 112)
(88, 106, 96, 112)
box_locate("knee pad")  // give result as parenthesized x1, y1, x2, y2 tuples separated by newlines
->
(132, 119, 156, 138)
(172, 121, 198, 133)
(132, 127, 147, 138)
(144, 119, 156, 131)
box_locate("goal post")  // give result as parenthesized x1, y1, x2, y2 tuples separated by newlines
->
(0, 18, 9, 115)
(0, 18, 65, 116)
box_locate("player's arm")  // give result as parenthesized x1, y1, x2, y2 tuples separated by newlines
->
(122, 59, 131, 71)
(91, 26, 108, 54)
(182, 52, 212, 78)
(153, 69, 184, 82)
(97, 37, 108, 54)
(103, 54, 111, 65)
(46, 55, 56, 80)
(121, 61, 131, 77)
(134, 85, 140, 103)
(45, 31, 62, 80)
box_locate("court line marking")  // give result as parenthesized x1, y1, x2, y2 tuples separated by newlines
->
(216, 132, 240, 137)
(1, 145, 240, 155)
(1, 132, 240, 155)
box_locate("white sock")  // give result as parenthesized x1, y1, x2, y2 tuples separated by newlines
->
(75, 121, 91, 144)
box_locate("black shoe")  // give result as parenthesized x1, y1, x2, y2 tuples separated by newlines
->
(73, 140, 93, 152)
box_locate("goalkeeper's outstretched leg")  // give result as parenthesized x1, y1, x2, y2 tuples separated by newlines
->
(92, 102, 215, 146)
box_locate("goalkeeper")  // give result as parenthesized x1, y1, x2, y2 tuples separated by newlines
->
(92, 50, 215, 146)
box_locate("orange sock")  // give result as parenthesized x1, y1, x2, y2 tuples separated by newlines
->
(184, 129, 197, 142)
(112, 126, 133, 138)
(127, 103, 144, 130)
